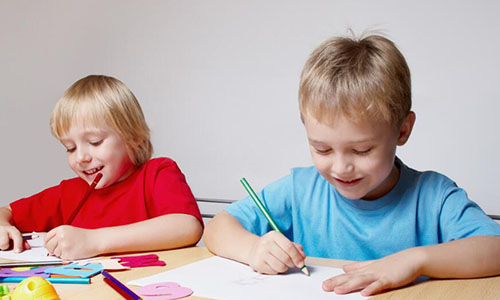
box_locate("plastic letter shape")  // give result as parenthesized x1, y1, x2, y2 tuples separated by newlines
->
(44, 263, 102, 278)
(137, 282, 193, 300)
(0, 266, 51, 278)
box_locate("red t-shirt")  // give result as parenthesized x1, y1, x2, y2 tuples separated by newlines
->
(10, 157, 202, 231)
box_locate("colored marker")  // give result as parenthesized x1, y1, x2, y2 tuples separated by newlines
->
(66, 173, 103, 224)
(22, 234, 40, 241)
(240, 177, 310, 276)
(0, 260, 64, 268)
(102, 270, 142, 300)
(0, 277, 90, 284)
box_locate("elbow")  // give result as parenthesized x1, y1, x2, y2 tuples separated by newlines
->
(183, 216, 203, 247)
(203, 213, 225, 253)
(203, 218, 215, 251)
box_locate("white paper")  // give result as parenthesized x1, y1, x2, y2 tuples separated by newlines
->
(0, 233, 62, 262)
(129, 256, 366, 300)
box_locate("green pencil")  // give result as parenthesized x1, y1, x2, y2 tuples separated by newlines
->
(240, 177, 310, 276)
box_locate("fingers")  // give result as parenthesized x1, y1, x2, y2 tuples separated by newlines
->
(271, 233, 306, 268)
(271, 238, 304, 268)
(51, 241, 62, 258)
(293, 243, 306, 259)
(322, 274, 350, 292)
(0, 231, 12, 251)
(44, 227, 59, 255)
(323, 273, 375, 295)
(23, 240, 31, 250)
(0, 227, 23, 252)
(261, 253, 288, 274)
(361, 280, 387, 296)
(251, 231, 307, 275)
(267, 244, 295, 270)
(9, 230, 24, 253)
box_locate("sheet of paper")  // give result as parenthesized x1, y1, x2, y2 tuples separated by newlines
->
(0, 233, 62, 262)
(128, 256, 366, 300)
(0, 247, 61, 262)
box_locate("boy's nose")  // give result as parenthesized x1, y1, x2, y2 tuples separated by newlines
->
(331, 156, 354, 175)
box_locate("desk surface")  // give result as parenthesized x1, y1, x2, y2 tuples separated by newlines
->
(3, 247, 499, 300)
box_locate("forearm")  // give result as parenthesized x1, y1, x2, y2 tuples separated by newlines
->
(94, 214, 203, 254)
(204, 211, 259, 264)
(419, 235, 500, 278)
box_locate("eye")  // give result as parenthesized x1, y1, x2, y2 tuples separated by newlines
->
(66, 147, 76, 153)
(90, 140, 103, 146)
(353, 148, 372, 155)
(314, 147, 332, 155)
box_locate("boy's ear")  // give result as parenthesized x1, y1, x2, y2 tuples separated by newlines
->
(397, 112, 416, 146)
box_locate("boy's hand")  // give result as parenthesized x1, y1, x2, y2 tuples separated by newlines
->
(248, 230, 306, 274)
(322, 248, 424, 296)
(0, 224, 30, 253)
(45, 225, 99, 260)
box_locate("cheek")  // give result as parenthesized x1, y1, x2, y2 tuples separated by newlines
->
(311, 154, 330, 173)
(363, 152, 395, 176)
(67, 154, 76, 169)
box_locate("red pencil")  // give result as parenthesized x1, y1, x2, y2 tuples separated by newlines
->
(66, 173, 103, 224)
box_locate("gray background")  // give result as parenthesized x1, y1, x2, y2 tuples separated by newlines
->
(1, 0, 499, 215)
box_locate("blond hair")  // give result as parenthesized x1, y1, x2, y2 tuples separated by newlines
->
(299, 34, 411, 127)
(50, 75, 153, 166)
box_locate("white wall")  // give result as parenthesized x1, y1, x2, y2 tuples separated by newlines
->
(1, 0, 499, 215)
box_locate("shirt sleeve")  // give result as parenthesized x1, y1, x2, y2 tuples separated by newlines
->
(439, 184, 500, 242)
(225, 174, 294, 239)
(146, 159, 203, 226)
(10, 184, 65, 232)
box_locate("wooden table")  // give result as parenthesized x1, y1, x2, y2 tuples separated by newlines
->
(3, 247, 499, 299)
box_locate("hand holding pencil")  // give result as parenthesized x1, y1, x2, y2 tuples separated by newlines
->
(240, 178, 310, 276)
(0, 210, 31, 253)
(248, 230, 308, 275)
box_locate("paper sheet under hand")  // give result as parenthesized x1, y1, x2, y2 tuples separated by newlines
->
(128, 256, 366, 300)
(0, 233, 62, 262)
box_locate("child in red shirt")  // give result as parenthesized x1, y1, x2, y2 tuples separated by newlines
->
(0, 75, 203, 260)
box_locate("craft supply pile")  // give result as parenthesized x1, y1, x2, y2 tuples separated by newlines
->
(0, 254, 193, 300)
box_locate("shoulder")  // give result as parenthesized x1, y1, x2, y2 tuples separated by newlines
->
(398, 159, 464, 208)
(140, 157, 184, 174)
(402, 161, 458, 194)
(138, 157, 191, 188)
(142, 157, 177, 168)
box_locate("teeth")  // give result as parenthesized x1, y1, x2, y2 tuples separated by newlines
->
(84, 166, 103, 175)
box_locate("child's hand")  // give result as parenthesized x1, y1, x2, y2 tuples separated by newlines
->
(322, 248, 424, 296)
(0, 224, 30, 253)
(45, 225, 99, 260)
(248, 230, 306, 274)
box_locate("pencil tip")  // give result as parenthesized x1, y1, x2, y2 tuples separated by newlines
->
(301, 265, 310, 276)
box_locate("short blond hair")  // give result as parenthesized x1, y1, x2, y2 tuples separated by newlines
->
(50, 75, 153, 166)
(299, 34, 411, 127)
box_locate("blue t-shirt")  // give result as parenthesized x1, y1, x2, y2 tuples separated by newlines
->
(226, 158, 500, 261)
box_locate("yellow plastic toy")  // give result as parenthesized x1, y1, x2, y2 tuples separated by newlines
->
(8, 277, 60, 300)
(0, 285, 10, 299)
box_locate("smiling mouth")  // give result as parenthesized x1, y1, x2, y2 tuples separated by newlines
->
(334, 177, 362, 185)
(83, 166, 103, 175)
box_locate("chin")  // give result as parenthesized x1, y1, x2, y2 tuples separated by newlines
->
(341, 192, 365, 200)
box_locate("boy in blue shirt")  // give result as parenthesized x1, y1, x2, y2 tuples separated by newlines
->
(204, 34, 500, 296)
